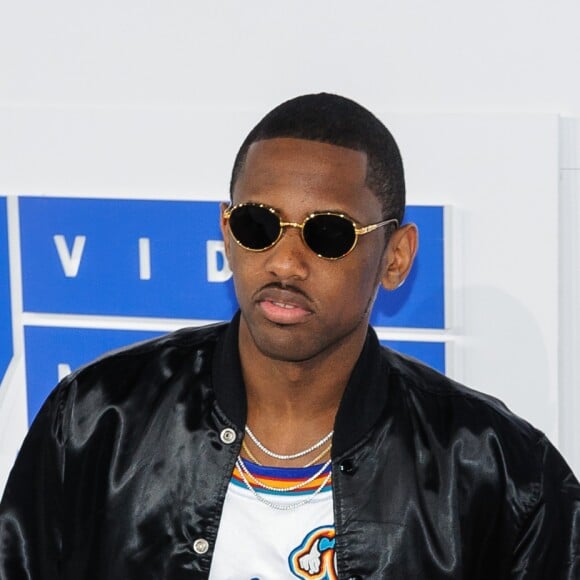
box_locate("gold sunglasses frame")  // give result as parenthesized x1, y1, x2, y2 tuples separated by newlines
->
(223, 202, 399, 260)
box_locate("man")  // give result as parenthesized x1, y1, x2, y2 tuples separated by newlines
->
(1, 93, 579, 579)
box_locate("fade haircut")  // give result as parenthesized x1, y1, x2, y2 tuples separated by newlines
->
(229, 93, 405, 223)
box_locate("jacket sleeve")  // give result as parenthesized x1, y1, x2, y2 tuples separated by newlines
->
(0, 380, 70, 580)
(510, 436, 580, 579)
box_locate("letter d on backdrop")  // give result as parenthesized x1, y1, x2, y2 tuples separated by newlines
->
(206, 240, 232, 282)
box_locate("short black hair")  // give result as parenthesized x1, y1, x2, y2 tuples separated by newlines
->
(230, 93, 405, 223)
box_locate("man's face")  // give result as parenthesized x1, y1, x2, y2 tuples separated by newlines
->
(221, 137, 392, 363)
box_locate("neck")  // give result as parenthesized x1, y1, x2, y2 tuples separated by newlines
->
(239, 319, 367, 418)
(237, 316, 368, 465)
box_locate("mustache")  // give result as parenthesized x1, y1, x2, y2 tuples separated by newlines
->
(254, 282, 313, 304)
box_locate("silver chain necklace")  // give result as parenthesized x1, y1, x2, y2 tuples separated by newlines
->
(235, 456, 332, 511)
(244, 426, 334, 460)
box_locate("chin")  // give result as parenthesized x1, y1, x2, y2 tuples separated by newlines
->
(241, 309, 369, 363)
(254, 336, 319, 363)
(251, 324, 356, 364)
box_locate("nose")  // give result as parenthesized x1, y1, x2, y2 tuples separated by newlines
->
(263, 224, 309, 282)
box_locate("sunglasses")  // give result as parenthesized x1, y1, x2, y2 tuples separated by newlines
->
(223, 203, 399, 260)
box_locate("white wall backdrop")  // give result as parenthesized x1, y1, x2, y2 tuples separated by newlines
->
(1, 0, 580, 492)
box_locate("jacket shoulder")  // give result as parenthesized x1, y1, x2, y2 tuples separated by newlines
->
(45, 322, 229, 430)
(379, 346, 580, 568)
(381, 345, 542, 445)
(69, 321, 227, 380)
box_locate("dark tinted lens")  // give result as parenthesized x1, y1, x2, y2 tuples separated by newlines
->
(303, 214, 356, 258)
(228, 205, 281, 250)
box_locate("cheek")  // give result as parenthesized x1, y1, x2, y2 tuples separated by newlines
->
(349, 250, 384, 286)
(227, 249, 266, 294)
(322, 257, 380, 304)
(226, 243, 248, 273)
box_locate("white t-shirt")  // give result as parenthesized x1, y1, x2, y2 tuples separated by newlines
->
(209, 459, 336, 579)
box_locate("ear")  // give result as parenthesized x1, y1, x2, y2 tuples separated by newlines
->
(219, 202, 232, 262)
(380, 223, 418, 290)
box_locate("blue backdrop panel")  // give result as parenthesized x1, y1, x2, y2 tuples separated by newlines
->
(380, 339, 445, 375)
(20, 198, 238, 320)
(25, 326, 446, 424)
(20, 198, 444, 328)
(0, 198, 13, 385)
(24, 326, 163, 423)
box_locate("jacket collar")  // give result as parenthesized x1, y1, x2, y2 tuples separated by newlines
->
(211, 312, 392, 457)
(211, 312, 247, 430)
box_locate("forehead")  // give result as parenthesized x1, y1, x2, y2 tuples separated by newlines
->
(232, 138, 379, 217)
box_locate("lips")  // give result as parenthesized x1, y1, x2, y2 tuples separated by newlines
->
(254, 287, 314, 325)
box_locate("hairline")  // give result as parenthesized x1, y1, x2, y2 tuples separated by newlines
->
(229, 136, 384, 209)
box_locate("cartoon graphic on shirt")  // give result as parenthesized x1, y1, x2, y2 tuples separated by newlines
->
(289, 525, 337, 579)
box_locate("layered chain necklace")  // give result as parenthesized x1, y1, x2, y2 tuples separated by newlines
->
(236, 426, 334, 511)
(245, 426, 333, 460)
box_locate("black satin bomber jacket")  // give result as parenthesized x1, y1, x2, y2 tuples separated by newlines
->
(1, 316, 579, 579)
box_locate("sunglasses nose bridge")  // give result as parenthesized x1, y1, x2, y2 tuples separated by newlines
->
(278, 219, 306, 244)
(278, 220, 304, 231)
